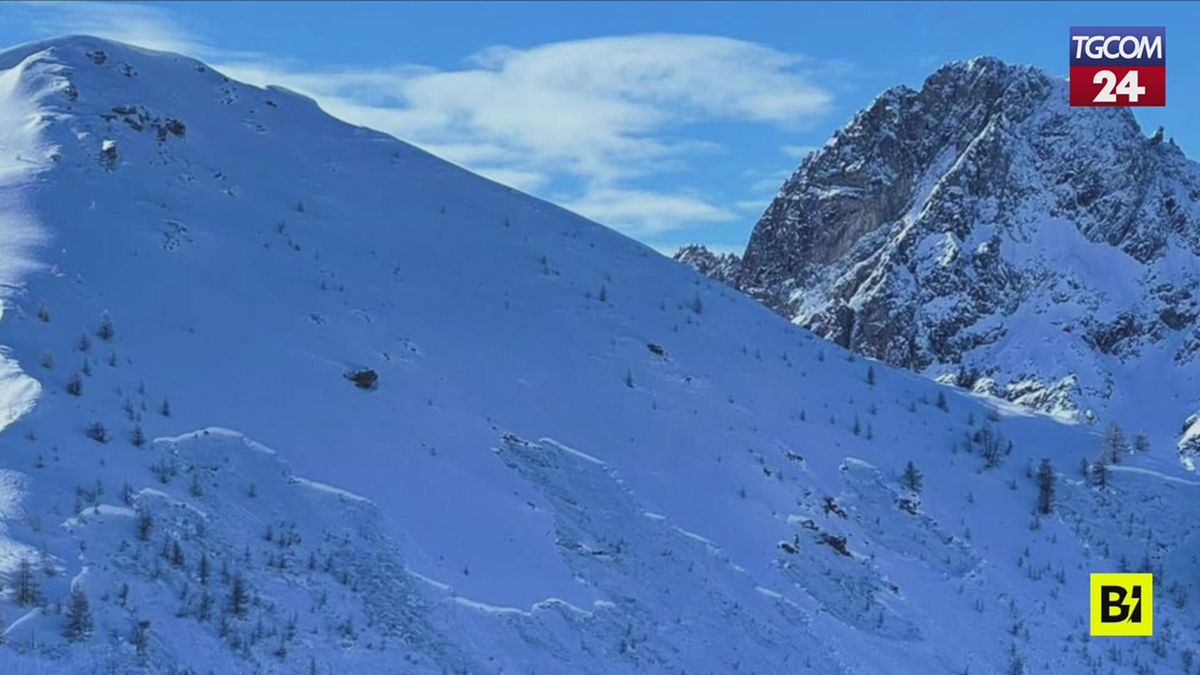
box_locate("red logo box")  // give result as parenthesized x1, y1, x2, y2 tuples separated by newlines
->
(1069, 27, 1165, 107)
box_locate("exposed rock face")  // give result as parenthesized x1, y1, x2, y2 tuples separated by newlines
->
(672, 244, 742, 286)
(681, 57, 1200, 462)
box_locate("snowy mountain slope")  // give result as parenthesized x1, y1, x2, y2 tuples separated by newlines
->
(679, 57, 1200, 465)
(0, 37, 1195, 673)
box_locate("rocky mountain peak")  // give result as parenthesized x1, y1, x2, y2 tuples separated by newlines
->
(678, 56, 1200, 463)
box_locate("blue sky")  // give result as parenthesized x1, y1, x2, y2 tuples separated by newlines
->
(1, 2, 1196, 253)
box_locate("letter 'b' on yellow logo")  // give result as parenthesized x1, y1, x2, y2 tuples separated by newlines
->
(1090, 573, 1153, 636)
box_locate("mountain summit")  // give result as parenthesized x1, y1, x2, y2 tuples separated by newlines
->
(680, 57, 1200, 462)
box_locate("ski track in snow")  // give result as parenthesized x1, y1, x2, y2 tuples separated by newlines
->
(1109, 464, 1200, 487)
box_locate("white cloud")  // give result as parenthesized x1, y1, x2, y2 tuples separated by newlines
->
(15, 5, 838, 240)
(562, 188, 736, 237)
(744, 166, 793, 195)
(472, 167, 551, 193)
(781, 144, 818, 159)
(733, 199, 770, 213)
(212, 35, 833, 189)
(15, 1, 206, 55)
(698, 243, 745, 256)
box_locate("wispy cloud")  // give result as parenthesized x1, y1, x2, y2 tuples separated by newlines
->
(473, 167, 552, 193)
(733, 199, 771, 214)
(744, 166, 794, 195)
(15, 3, 836, 240)
(781, 144, 818, 159)
(15, 1, 205, 55)
(561, 187, 737, 238)
(213, 35, 834, 191)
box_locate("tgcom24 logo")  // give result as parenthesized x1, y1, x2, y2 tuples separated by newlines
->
(1070, 26, 1165, 107)
(1090, 573, 1153, 637)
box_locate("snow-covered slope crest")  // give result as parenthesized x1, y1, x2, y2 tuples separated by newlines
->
(683, 56, 1200, 463)
(0, 37, 1197, 673)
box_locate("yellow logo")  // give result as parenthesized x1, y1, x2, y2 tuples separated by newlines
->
(1090, 573, 1153, 636)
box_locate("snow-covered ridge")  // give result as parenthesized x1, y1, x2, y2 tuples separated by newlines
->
(0, 37, 1195, 673)
(679, 56, 1200, 465)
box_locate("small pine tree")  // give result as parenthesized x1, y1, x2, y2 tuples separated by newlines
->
(623, 370, 634, 388)
(77, 333, 91, 352)
(199, 552, 210, 585)
(36, 304, 50, 322)
(597, 285, 608, 303)
(14, 557, 38, 606)
(1134, 434, 1150, 453)
(63, 585, 93, 641)
(690, 293, 703, 315)
(900, 460, 923, 494)
(936, 391, 948, 411)
(1091, 460, 1110, 490)
(866, 366, 876, 386)
(86, 422, 109, 443)
(97, 312, 114, 341)
(977, 425, 1012, 469)
(228, 574, 249, 617)
(160, 398, 171, 417)
(1036, 458, 1055, 514)
(198, 591, 213, 622)
(130, 425, 146, 447)
(66, 373, 83, 396)
(132, 619, 151, 658)
(136, 508, 153, 541)
(1104, 422, 1128, 464)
